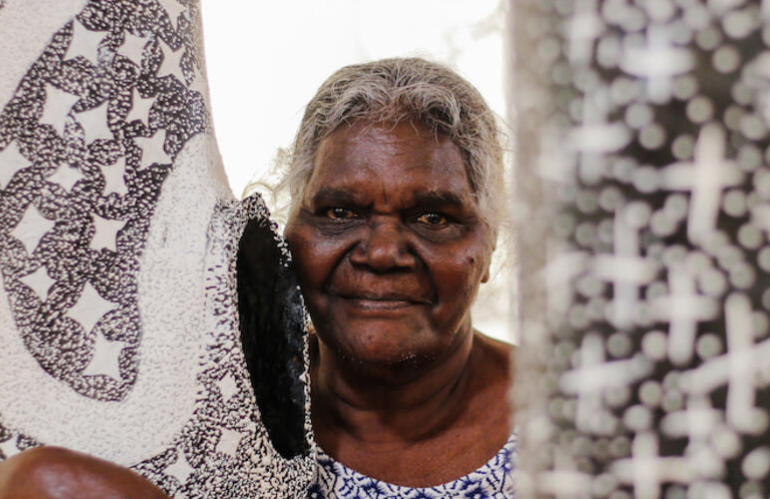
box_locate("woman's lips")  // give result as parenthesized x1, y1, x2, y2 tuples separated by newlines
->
(345, 298, 418, 310)
(333, 292, 432, 310)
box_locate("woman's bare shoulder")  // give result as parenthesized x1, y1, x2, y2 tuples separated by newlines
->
(472, 330, 514, 380)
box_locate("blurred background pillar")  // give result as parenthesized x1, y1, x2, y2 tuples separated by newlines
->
(512, 1, 770, 497)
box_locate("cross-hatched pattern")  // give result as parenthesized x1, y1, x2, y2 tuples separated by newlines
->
(513, 1, 770, 498)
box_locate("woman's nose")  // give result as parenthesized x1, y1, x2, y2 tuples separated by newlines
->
(350, 221, 416, 272)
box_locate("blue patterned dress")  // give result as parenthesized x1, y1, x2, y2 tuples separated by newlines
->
(308, 433, 516, 499)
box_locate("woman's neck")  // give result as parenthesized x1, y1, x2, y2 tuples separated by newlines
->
(310, 328, 476, 447)
(309, 330, 514, 487)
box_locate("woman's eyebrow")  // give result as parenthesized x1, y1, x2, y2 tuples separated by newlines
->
(309, 188, 468, 210)
(411, 191, 467, 208)
(310, 187, 363, 206)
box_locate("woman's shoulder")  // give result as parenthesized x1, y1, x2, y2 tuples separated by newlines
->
(474, 331, 515, 353)
(471, 330, 514, 385)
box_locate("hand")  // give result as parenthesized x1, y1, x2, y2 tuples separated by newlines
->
(0, 447, 170, 499)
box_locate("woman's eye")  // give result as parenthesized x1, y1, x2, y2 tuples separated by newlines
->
(416, 213, 448, 226)
(326, 207, 356, 220)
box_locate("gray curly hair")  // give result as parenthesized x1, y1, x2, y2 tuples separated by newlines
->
(279, 57, 505, 232)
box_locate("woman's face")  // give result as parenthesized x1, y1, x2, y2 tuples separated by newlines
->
(285, 121, 494, 367)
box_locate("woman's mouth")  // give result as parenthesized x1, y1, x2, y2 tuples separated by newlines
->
(345, 297, 418, 310)
(333, 292, 432, 310)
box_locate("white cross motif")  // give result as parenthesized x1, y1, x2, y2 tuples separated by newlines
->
(64, 19, 109, 65)
(536, 450, 594, 498)
(82, 332, 125, 380)
(566, 0, 604, 66)
(660, 395, 726, 479)
(661, 395, 722, 443)
(75, 102, 113, 144)
(593, 209, 660, 329)
(681, 294, 770, 435)
(723, 294, 766, 433)
(611, 432, 696, 499)
(19, 266, 56, 301)
(619, 24, 695, 103)
(48, 163, 85, 192)
(560, 333, 654, 434)
(11, 204, 55, 255)
(134, 130, 172, 169)
(40, 84, 80, 136)
(649, 268, 719, 366)
(660, 124, 742, 245)
(569, 89, 632, 155)
(0, 141, 30, 189)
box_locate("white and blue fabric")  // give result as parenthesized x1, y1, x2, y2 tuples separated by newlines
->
(309, 434, 516, 499)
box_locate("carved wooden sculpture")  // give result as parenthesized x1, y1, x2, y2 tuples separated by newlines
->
(0, 1, 313, 496)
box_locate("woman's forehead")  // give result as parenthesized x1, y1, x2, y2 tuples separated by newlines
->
(308, 122, 471, 191)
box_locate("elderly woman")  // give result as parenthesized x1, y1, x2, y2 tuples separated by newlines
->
(281, 58, 515, 498)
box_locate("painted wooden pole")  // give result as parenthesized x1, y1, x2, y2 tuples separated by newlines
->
(0, 1, 313, 497)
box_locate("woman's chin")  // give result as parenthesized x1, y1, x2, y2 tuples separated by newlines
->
(332, 338, 440, 375)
